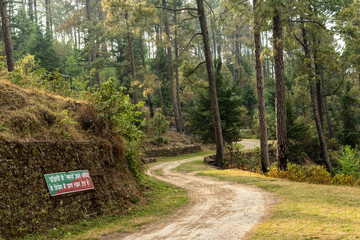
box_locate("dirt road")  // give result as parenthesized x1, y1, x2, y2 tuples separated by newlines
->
(105, 140, 271, 240)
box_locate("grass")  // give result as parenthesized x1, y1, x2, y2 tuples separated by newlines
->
(177, 160, 360, 240)
(151, 169, 163, 176)
(175, 159, 214, 173)
(22, 176, 188, 240)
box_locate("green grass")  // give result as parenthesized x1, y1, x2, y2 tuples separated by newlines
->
(175, 159, 214, 173)
(22, 176, 188, 240)
(177, 160, 360, 240)
(151, 169, 163, 176)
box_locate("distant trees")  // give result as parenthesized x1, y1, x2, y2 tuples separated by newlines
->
(2, 0, 360, 172)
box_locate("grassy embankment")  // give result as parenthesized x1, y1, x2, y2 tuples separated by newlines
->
(22, 150, 213, 240)
(176, 159, 360, 240)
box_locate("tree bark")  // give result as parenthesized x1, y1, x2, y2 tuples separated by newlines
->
(45, 0, 51, 36)
(162, 0, 182, 132)
(301, 22, 332, 172)
(253, 0, 270, 173)
(173, 1, 183, 129)
(322, 81, 334, 139)
(212, 26, 216, 60)
(196, 0, 224, 166)
(0, 0, 15, 72)
(314, 48, 323, 127)
(140, 37, 154, 117)
(155, 24, 164, 110)
(33, 0, 37, 23)
(125, 11, 138, 104)
(28, 0, 33, 21)
(273, 6, 287, 170)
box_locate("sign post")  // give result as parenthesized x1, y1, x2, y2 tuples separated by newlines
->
(44, 170, 94, 196)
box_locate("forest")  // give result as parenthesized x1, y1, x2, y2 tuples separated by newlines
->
(1, 0, 360, 177)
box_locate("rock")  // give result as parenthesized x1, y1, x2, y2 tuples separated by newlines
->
(141, 157, 157, 164)
(204, 155, 216, 165)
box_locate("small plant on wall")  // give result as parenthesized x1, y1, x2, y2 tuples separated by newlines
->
(150, 112, 169, 147)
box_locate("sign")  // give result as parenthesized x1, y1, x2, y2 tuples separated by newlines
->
(44, 170, 94, 196)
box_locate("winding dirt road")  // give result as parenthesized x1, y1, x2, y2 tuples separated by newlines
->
(105, 140, 272, 240)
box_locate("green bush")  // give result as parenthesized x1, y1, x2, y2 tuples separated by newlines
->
(335, 146, 360, 178)
(267, 162, 360, 186)
(8, 55, 72, 97)
(149, 112, 169, 147)
(89, 78, 145, 181)
(224, 147, 262, 173)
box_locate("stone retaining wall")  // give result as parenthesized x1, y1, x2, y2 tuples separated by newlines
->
(0, 140, 139, 238)
(144, 144, 201, 158)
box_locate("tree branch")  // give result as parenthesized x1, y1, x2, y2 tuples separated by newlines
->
(155, 6, 197, 11)
(283, 19, 327, 30)
(184, 61, 206, 77)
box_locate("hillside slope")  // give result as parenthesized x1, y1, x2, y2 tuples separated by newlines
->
(0, 79, 141, 239)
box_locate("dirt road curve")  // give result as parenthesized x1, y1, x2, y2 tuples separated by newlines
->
(239, 140, 260, 151)
(105, 141, 272, 240)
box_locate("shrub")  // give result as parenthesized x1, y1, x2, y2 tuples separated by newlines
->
(332, 173, 357, 186)
(306, 165, 331, 185)
(89, 78, 145, 181)
(53, 109, 78, 139)
(224, 147, 262, 173)
(149, 112, 169, 147)
(8, 55, 72, 96)
(335, 146, 360, 178)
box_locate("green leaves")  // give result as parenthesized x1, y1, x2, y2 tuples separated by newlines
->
(90, 78, 145, 141)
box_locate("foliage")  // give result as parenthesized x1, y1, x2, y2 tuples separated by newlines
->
(54, 110, 78, 139)
(224, 147, 263, 173)
(149, 112, 169, 147)
(268, 163, 332, 185)
(335, 145, 360, 178)
(187, 61, 244, 145)
(336, 81, 360, 147)
(8, 55, 73, 97)
(267, 161, 360, 187)
(89, 78, 145, 181)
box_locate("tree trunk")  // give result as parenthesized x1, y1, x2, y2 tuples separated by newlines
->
(236, 27, 243, 88)
(217, 41, 222, 62)
(33, 0, 37, 23)
(85, 0, 93, 93)
(155, 24, 164, 110)
(173, 1, 183, 128)
(28, 0, 33, 21)
(253, 0, 270, 173)
(162, 0, 182, 132)
(158, 87, 164, 109)
(301, 22, 332, 172)
(322, 81, 334, 139)
(125, 11, 138, 104)
(147, 94, 154, 117)
(273, 6, 287, 170)
(0, 0, 14, 72)
(310, 84, 331, 171)
(196, 0, 224, 166)
(49, 0, 53, 36)
(45, 0, 51, 36)
(74, 27, 77, 49)
(212, 27, 216, 60)
(314, 48, 323, 127)
(140, 36, 154, 117)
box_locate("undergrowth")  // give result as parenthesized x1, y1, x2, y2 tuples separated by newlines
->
(226, 145, 360, 187)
